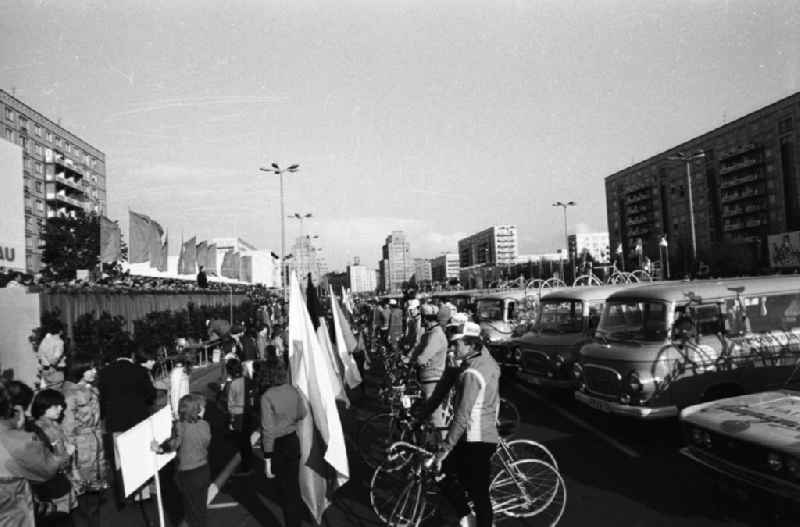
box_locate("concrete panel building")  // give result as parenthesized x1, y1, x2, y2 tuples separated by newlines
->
(347, 257, 377, 293)
(1, 89, 107, 272)
(431, 253, 460, 284)
(457, 225, 518, 268)
(605, 91, 800, 276)
(568, 232, 610, 263)
(379, 230, 414, 292)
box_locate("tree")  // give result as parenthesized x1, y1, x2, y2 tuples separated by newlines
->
(41, 210, 100, 279)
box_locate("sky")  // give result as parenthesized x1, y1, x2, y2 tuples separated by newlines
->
(1, 0, 798, 270)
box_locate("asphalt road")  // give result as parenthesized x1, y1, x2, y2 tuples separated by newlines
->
(95, 367, 790, 527)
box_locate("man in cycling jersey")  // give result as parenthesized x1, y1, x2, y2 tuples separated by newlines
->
(407, 304, 449, 429)
(434, 321, 501, 527)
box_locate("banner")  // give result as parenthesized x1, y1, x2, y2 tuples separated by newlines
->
(99, 216, 121, 264)
(179, 236, 197, 275)
(232, 252, 241, 280)
(115, 406, 175, 497)
(148, 219, 165, 269)
(220, 250, 236, 279)
(240, 255, 252, 283)
(769, 231, 800, 268)
(196, 241, 208, 271)
(206, 244, 217, 275)
(288, 272, 349, 523)
(128, 211, 153, 264)
(0, 142, 25, 272)
(330, 286, 362, 389)
(158, 238, 168, 272)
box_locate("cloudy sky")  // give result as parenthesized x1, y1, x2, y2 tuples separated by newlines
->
(1, 1, 798, 269)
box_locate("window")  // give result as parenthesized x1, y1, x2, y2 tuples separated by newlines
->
(46, 131, 53, 142)
(5, 107, 14, 121)
(35, 181, 42, 193)
(737, 293, 800, 333)
(35, 199, 43, 213)
(5, 128, 12, 140)
(34, 124, 42, 137)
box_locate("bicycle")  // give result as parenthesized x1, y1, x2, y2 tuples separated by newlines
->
(370, 441, 566, 527)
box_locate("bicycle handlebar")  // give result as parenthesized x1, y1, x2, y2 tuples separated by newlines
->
(386, 441, 435, 461)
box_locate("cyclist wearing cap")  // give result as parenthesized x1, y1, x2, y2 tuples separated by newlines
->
(434, 321, 500, 527)
(407, 304, 450, 428)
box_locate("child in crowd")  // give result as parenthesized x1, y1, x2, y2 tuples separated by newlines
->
(30, 389, 78, 519)
(151, 393, 210, 527)
(226, 359, 252, 475)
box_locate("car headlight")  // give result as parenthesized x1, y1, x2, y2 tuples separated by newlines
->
(768, 452, 784, 472)
(572, 363, 583, 380)
(554, 354, 566, 369)
(787, 457, 800, 478)
(690, 428, 712, 448)
(505, 349, 513, 360)
(513, 348, 522, 361)
(627, 371, 643, 393)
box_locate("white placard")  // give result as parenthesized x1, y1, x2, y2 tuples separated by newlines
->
(0, 141, 25, 272)
(115, 406, 175, 497)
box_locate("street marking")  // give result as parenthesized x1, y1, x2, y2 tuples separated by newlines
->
(515, 383, 642, 459)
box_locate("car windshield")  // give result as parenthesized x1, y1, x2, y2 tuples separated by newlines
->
(476, 299, 504, 321)
(536, 300, 584, 333)
(596, 300, 669, 342)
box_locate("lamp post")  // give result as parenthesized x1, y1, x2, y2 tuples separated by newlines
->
(659, 235, 670, 280)
(259, 162, 300, 300)
(667, 151, 705, 272)
(290, 212, 312, 238)
(552, 201, 576, 281)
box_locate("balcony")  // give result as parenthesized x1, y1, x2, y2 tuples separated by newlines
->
(625, 191, 651, 205)
(723, 217, 767, 233)
(720, 185, 766, 204)
(722, 203, 766, 218)
(719, 171, 763, 189)
(45, 191, 85, 210)
(627, 215, 651, 226)
(720, 143, 758, 161)
(45, 171, 86, 194)
(719, 157, 761, 176)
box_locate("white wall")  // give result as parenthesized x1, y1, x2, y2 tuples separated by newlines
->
(0, 140, 25, 272)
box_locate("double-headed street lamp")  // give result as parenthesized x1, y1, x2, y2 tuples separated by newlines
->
(667, 150, 705, 269)
(552, 201, 576, 281)
(259, 162, 300, 300)
(290, 212, 312, 238)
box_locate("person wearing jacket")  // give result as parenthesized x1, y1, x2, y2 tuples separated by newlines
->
(401, 299, 422, 351)
(408, 305, 450, 430)
(260, 360, 309, 527)
(0, 382, 68, 527)
(433, 321, 500, 527)
(386, 299, 404, 352)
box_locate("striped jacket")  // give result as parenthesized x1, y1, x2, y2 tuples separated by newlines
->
(444, 349, 501, 448)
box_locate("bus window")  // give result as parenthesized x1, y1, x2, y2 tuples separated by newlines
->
(597, 300, 668, 341)
(507, 301, 516, 321)
(744, 294, 800, 332)
(693, 304, 724, 336)
(587, 302, 603, 330)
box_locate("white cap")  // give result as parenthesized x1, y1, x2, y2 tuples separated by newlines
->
(448, 312, 469, 326)
(407, 299, 420, 309)
(449, 321, 481, 341)
(388, 298, 397, 306)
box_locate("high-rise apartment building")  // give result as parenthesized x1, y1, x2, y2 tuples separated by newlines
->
(347, 257, 377, 293)
(1, 90, 107, 272)
(431, 253, 460, 283)
(568, 232, 610, 263)
(289, 235, 327, 286)
(457, 225, 518, 268)
(378, 231, 414, 292)
(412, 258, 432, 286)
(605, 91, 799, 276)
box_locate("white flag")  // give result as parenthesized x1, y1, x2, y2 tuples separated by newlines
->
(330, 285, 363, 389)
(288, 272, 349, 523)
(317, 316, 350, 406)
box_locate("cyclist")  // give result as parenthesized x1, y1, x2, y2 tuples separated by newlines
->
(406, 304, 449, 429)
(387, 299, 404, 353)
(402, 298, 423, 351)
(434, 321, 501, 527)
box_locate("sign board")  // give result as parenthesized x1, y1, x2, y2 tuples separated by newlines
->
(115, 406, 175, 497)
(768, 231, 800, 268)
(0, 141, 25, 272)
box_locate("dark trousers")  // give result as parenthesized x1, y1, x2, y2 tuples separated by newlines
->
(232, 414, 253, 471)
(441, 441, 496, 527)
(272, 433, 305, 527)
(176, 464, 210, 527)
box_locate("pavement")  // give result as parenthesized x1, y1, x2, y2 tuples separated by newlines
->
(85, 366, 795, 527)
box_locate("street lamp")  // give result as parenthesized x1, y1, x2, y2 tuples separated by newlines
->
(659, 235, 670, 280)
(259, 162, 300, 300)
(552, 201, 576, 281)
(290, 212, 313, 238)
(667, 150, 705, 270)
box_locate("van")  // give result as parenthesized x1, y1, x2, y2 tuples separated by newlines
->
(510, 284, 639, 388)
(574, 276, 800, 419)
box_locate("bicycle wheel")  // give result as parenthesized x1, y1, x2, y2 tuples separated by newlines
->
(370, 461, 437, 526)
(490, 459, 566, 524)
(490, 439, 559, 479)
(358, 413, 402, 470)
(497, 397, 520, 437)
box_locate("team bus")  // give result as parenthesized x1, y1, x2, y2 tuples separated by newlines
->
(509, 284, 640, 388)
(573, 275, 800, 419)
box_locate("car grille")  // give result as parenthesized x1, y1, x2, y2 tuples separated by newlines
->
(585, 364, 621, 398)
(520, 351, 550, 376)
